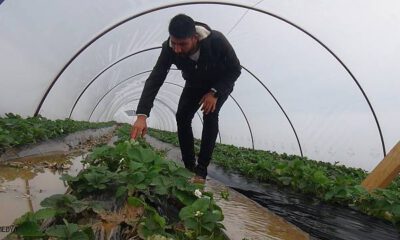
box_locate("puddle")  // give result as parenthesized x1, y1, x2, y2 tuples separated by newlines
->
(206, 178, 309, 240)
(0, 153, 85, 239)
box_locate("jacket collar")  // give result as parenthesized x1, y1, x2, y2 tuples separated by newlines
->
(168, 23, 211, 48)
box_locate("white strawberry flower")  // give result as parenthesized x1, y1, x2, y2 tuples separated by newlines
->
(194, 189, 202, 198)
(195, 210, 203, 217)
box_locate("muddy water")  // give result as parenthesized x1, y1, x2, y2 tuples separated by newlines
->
(206, 178, 309, 240)
(0, 153, 85, 239)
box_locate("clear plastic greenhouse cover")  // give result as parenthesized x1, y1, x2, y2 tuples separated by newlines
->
(0, 0, 399, 172)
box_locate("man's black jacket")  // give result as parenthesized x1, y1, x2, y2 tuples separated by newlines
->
(136, 24, 241, 117)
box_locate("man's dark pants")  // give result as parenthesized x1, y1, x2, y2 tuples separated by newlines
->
(176, 87, 231, 178)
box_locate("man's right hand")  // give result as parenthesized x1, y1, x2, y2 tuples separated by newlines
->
(130, 115, 148, 140)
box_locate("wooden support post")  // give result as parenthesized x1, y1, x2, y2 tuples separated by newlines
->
(362, 141, 400, 191)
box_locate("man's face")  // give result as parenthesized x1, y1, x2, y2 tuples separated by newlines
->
(170, 35, 198, 57)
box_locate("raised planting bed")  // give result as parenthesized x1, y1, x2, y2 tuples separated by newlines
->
(0, 113, 115, 154)
(7, 128, 227, 240)
(146, 128, 400, 229)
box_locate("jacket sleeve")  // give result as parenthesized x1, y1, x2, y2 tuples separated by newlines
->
(211, 32, 241, 96)
(136, 42, 172, 117)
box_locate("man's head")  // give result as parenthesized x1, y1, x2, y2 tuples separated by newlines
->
(168, 14, 198, 56)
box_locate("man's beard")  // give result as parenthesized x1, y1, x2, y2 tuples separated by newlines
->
(178, 42, 198, 57)
(177, 49, 194, 57)
(177, 52, 189, 57)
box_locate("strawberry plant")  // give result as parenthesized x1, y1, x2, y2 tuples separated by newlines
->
(147, 128, 400, 227)
(11, 133, 226, 239)
(0, 113, 114, 153)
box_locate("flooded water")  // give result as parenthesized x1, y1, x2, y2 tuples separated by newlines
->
(206, 178, 309, 240)
(0, 152, 85, 239)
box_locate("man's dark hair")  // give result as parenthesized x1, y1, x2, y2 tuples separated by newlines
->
(168, 14, 196, 39)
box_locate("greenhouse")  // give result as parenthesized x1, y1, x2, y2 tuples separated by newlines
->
(1, 1, 400, 239)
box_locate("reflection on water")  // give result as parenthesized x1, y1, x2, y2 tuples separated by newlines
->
(206, 178, 310, 240)
(0, 153, 85, 239)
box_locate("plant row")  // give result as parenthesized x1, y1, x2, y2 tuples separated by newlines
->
(0, 113, 114, 153)
(10, 125, 226, 239)
(147, 128, 400, 227)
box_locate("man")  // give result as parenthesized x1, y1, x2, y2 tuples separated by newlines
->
(131, 14, 241, 183)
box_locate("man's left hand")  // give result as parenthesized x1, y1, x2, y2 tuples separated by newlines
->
(199, 91, 218, 114)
